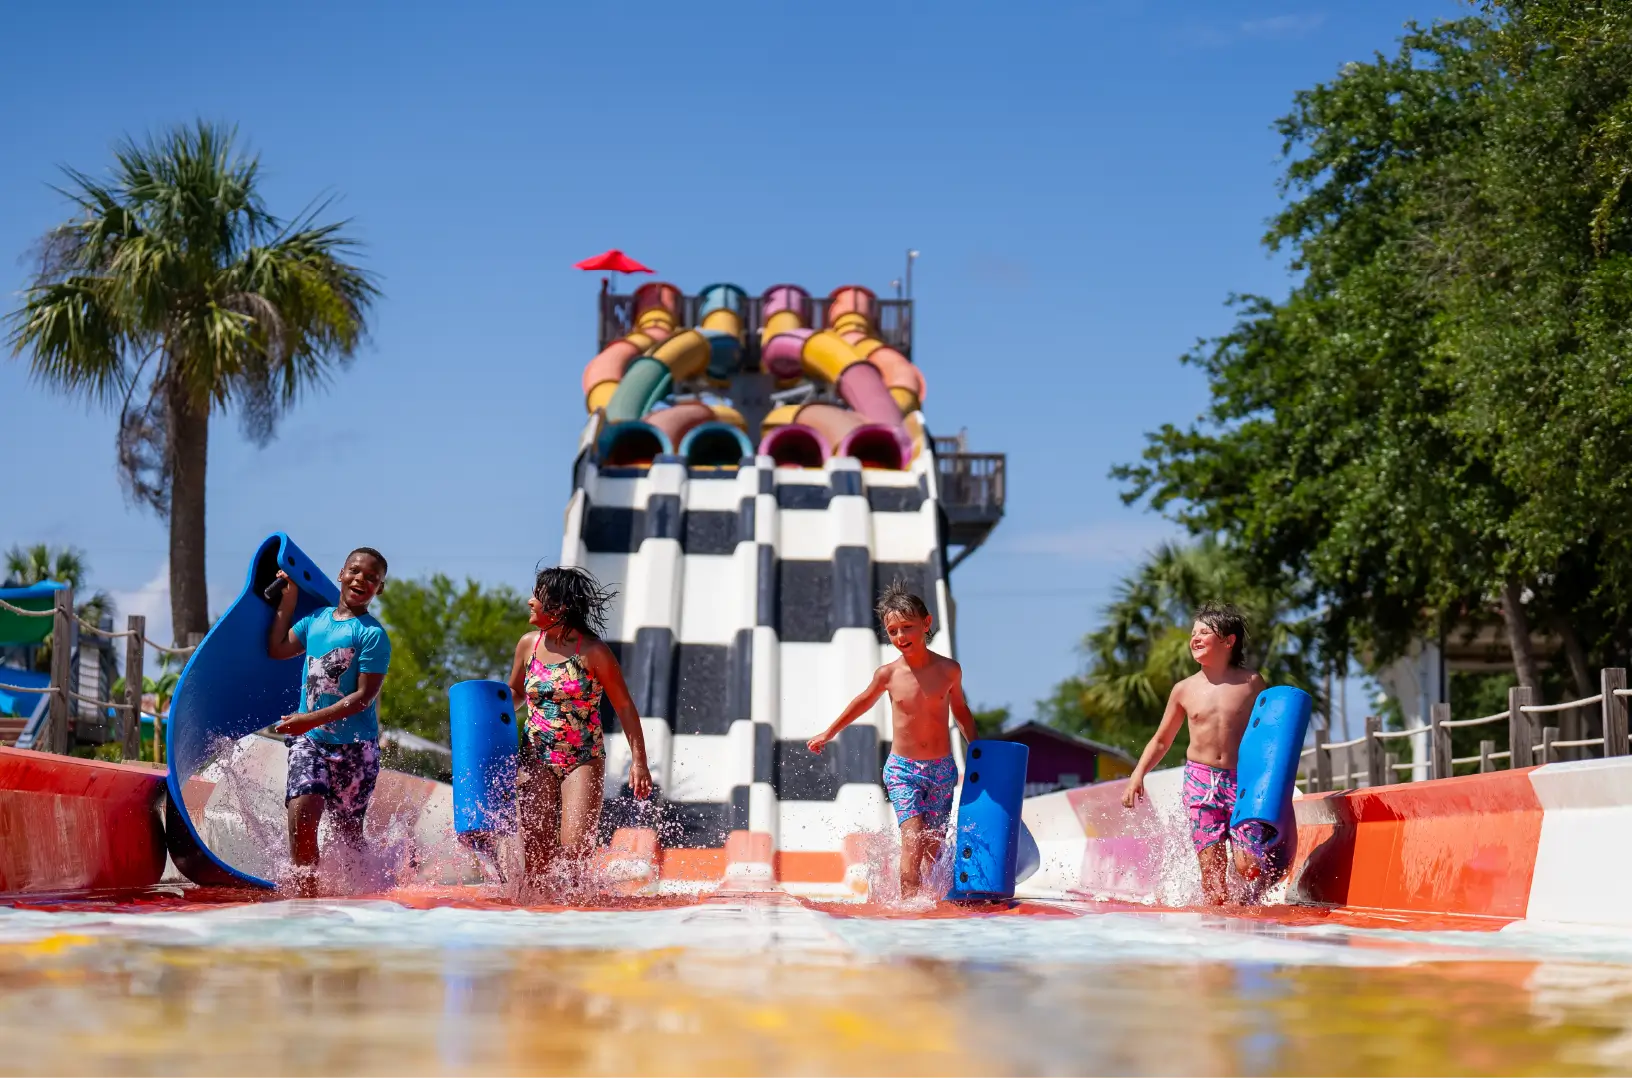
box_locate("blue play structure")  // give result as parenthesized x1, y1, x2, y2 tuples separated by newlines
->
(450, 678, 518, 849)
(165, 533, 336, 889)
(947, 739, 1040, 902)
(1230, 685, 1313, 882)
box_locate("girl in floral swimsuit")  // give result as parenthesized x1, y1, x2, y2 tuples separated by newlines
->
(506, 566, 653, 886)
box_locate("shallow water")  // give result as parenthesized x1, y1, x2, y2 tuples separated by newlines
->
(5, 892, 1632, 1075)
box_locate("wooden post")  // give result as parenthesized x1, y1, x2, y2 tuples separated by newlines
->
(122, 615, 145, 762)
(1385, 750, 1399, 784)
(1480, 739, 1496, 773)
(1430, 702, 1451, 780)
(1604, 668, 1629, 758)
(1509, 685, 1536, 768)
(1366, 715, 1384, 787)
(1541, 725, 1558, 765)
(1314, 725, 1333, 793)
(47, 585, 74, 755)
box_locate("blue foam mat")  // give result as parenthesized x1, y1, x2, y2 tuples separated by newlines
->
(165, 534, 337, 889)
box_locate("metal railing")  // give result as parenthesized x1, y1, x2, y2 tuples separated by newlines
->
(1297, 667, 1632, 792)
(937, 452, 1006, 516)
(597, 291, 915, 358)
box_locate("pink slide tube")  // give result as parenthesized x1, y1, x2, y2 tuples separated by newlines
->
(838, 424, 911, 471)
(761, 329, 812, 380)
(758, 423, 829, 468)
(645, 400, 716, 447)
(836, 360, 905, 428)
(761, 284, 811, 318)
(795, 403, 866, 449)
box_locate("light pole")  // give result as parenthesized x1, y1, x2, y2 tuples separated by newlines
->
(905, 249, 919, 299)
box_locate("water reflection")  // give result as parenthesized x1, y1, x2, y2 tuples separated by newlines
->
(2, 929, 1629, 1075)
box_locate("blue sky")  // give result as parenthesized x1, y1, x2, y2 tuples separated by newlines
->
(0, 1, 1464, 718)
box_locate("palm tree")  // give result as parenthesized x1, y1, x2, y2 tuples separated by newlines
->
(1041, 537, 1320, 757)
(2, 542, 115, 671)
(6, 122, 377, 644)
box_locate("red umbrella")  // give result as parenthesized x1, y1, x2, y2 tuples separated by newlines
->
(573, 249, 654, 274)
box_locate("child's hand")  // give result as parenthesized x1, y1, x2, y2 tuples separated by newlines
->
(274, 712, 320, 737)
(629, 759, 653, 800)
(275, 570, 298, 616)
(806, 734, 829, 755)
(1121, 775, 1145, 809)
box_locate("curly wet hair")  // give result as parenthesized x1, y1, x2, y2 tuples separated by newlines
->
(532, 565, 616, 637)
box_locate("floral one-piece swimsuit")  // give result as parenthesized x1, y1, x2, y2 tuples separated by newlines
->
(521, 635, 605, 775)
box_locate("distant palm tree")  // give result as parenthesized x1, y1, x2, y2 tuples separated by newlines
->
(6, 122, 377, 644)
(1042, 537, 1320, 757)
(2, 542, 115, 671)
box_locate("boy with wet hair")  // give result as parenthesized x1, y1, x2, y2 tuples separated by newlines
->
(808, 583, 977, 900)
(1122, 601, 1267, 905)
(268, 547, 393, 895)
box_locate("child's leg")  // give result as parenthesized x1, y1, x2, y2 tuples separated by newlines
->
(558, 760, 606, 864)
(899, 814, 927, 893)
(518, 766, 564, 884)
(287, 794, 324, 896)
(1196, 843, 1228, 905)
(284, 737, 332, 897)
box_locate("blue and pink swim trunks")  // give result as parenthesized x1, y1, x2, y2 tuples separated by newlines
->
(883, 753, 958, 830)
(1182, 759, 1277, 865)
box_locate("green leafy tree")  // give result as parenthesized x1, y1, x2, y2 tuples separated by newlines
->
(375, 575, 534, 743)
(1114, 16, 1632, 695)
(6, 122, 377, 646)
(1039, 538, 1318, 763)
(971, 704, 1011, 739)
(2, 542, 115, 670)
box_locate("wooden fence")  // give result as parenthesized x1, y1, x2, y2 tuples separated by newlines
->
(0, 585, 195, 761)
(1298, 668, 1631, 791)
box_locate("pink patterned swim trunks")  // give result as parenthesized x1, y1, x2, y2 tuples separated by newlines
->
(1182, 759, 1279, 865)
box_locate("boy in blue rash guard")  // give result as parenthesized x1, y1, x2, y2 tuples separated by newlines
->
(807, 584, 977, 900)
(267, 547, 392, 895)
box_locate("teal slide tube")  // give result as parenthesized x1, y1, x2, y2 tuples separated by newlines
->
(605, 356, 672, 422)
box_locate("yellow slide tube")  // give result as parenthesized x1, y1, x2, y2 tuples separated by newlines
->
(760, 403, 801, 433)
(652, 329, 712, 381)
(831, 312, 871, 336)
(760, 308, 804, 347)
(710, 403, 747, 430)
(800, 330, 865, 384)
(636, 309, 675, 332)
(701, 308, 743, 341)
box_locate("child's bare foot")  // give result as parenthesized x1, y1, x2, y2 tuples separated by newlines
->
(287, 868, 319, 898)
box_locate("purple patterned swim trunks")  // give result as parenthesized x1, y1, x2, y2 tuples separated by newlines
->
(1183, 759, 1281, 865)
(883, 753, 958, 830)
(285, 735, 380, 829)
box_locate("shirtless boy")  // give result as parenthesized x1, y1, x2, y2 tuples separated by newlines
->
(808, 584, 977, 899)
(1121, 602, 1267, 905)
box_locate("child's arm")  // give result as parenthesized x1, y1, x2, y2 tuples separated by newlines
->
(948, 661, 977, 746)
(267, 571, 304, 660)
(274, 673, 385, 736)
(807, 666, 890, 754)
(587, 639, 653, 800)
(506, 633, 534, 711)
(1122, 684, 1188, 808)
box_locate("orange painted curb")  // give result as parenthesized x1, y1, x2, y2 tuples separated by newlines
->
(1290, 769, 1544, 918)
(0, 747, 167, 895)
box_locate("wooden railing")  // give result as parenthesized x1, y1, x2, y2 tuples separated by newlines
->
(1298, 668, 1631, 791)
